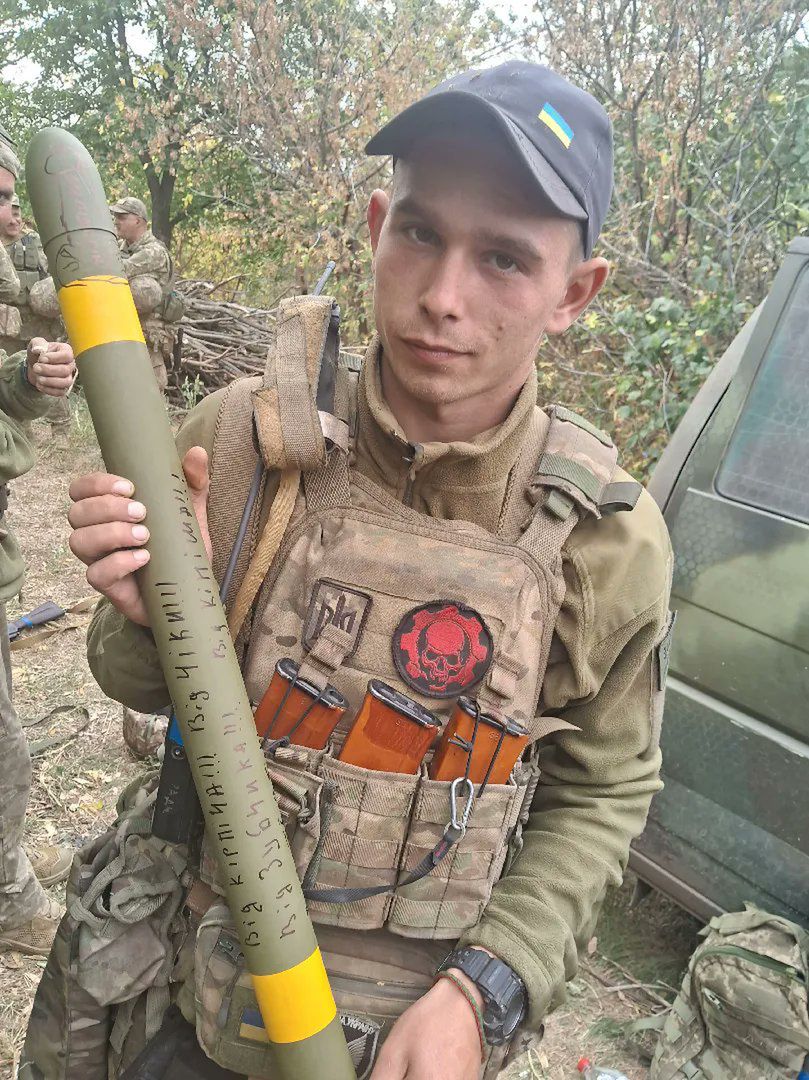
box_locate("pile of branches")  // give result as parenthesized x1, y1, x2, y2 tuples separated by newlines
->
(168, 277, 278, 397)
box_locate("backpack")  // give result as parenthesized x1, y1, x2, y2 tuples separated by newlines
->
(159, 252, 185, 322)
(651, 904, 809, 1079)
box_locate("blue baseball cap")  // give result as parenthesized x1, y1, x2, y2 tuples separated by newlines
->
(366, 61, 613, 257)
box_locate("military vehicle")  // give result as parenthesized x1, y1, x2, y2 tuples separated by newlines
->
(631, 236, 809, 928)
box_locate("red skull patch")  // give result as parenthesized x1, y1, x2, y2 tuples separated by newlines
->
(393, 601, 493, 698)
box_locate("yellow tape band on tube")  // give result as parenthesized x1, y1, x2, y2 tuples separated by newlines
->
(252, 948, 337, 1044)
(58, 275, 145, 357)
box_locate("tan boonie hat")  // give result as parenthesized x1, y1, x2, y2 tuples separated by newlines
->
(109, 196, 148, 220)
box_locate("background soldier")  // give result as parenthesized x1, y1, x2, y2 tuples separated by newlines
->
(0, 192, 70, 434)
(110, 196, 178, 393)
(0, 123, 76, 956)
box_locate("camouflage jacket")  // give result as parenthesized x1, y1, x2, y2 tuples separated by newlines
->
(0, 350, 55, 599)
(87, 351, 673, 1028)
(119, 230, 172, 287)
(0, 241, 20, 304)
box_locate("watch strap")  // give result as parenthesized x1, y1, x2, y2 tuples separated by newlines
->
(437, 947, 526, 1045)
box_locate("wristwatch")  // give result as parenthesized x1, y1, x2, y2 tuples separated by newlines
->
(437, 947, 527, 1045)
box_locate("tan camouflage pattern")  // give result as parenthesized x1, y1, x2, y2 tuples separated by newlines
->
(142, 316, 173, 390)
(18, 900, 111, 1080)
(0, 241, 20, 303)
(0, 603, 48, 928)
(121, 706, 169, 758)
(227, 423, 563, 938)
(651, 904, 809, 1079)
(119, 229, 171, 286)
(119, 231, 174, 389)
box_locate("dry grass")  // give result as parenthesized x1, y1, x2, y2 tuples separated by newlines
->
(0, 399, 701, 1079)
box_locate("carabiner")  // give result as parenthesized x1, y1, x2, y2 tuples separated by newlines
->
(450, 776, 475, 836)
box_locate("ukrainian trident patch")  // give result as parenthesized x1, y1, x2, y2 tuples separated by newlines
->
(392, 601, 493, 698)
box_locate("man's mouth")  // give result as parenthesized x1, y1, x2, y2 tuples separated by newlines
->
(401, 337, 470, 363)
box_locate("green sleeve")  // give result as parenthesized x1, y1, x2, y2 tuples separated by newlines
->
(461, 488, 672, 1030)
(86, 389, 227, 708)
(87, 600, 170, 711)
(0, 353, 53, 488)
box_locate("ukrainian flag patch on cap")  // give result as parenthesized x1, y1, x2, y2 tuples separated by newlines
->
(538, 102, 573, 148)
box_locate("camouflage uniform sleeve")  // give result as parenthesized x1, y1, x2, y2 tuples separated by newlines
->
(0, 242, 20, 302)
(460, 483, 673, 1030)
(0, 350, 54, 430)
(87, 389, 227, 710)
(120, 239, 171, 285)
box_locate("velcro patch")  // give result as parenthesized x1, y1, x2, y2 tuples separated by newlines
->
(239, 1007, 269, 1044)
(303, 578, 372, 657)
(340, 1012, 380, 1080)
(393, 601, 493, 699)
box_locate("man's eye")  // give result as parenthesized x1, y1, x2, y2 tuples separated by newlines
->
(488, 252, 518, 273)
(406, 225, 436, 246)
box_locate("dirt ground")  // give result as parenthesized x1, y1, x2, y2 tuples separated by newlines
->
(0, 402, 702, 1079)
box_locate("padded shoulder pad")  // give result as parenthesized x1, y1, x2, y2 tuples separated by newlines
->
(532, 404, 618, 521)
(253, 294, 343, 472)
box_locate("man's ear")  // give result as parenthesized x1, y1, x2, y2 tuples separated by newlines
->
(545, 257, 609, 334)
(367, 189, 390, 256)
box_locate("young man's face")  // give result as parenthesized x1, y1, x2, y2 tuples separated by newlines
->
(0, 168, 16, 242)
(367, 133, 606, 417)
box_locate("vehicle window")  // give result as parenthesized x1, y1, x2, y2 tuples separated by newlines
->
(716, 265, 809, 524)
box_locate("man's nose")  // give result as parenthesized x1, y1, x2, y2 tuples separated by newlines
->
(419, 251, 466, 323)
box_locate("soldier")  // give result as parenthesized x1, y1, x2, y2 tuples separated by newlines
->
(49, 63, 673, 1078)
(109, 196, 177, 393)
(0, 135, 73, 438)
(0, 101, 76, 965)
(0, 135, 21, 311)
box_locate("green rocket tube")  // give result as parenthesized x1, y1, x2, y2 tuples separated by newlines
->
(26, 129, 355, 1080)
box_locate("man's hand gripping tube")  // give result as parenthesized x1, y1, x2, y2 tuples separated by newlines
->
(26, 129, 356, 1080)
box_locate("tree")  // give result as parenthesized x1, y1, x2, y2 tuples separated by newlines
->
(176, 0, 509, 334)
(521, 0, 807, 473)
(1, 0, 238, 245)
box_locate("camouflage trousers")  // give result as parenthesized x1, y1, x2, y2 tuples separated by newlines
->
(0, 603, 48, 929)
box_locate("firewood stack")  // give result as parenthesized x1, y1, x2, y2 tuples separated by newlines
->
(166, 278, 279, 399)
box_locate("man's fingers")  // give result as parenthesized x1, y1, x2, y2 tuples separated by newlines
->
(70, 522, 150, 564)
(69, 473, 135, 502)
(32, 362, 76, 377)
(68, 493, 145, 529)
(85, 548, 150, 594)
(85, 559, 150, 627)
